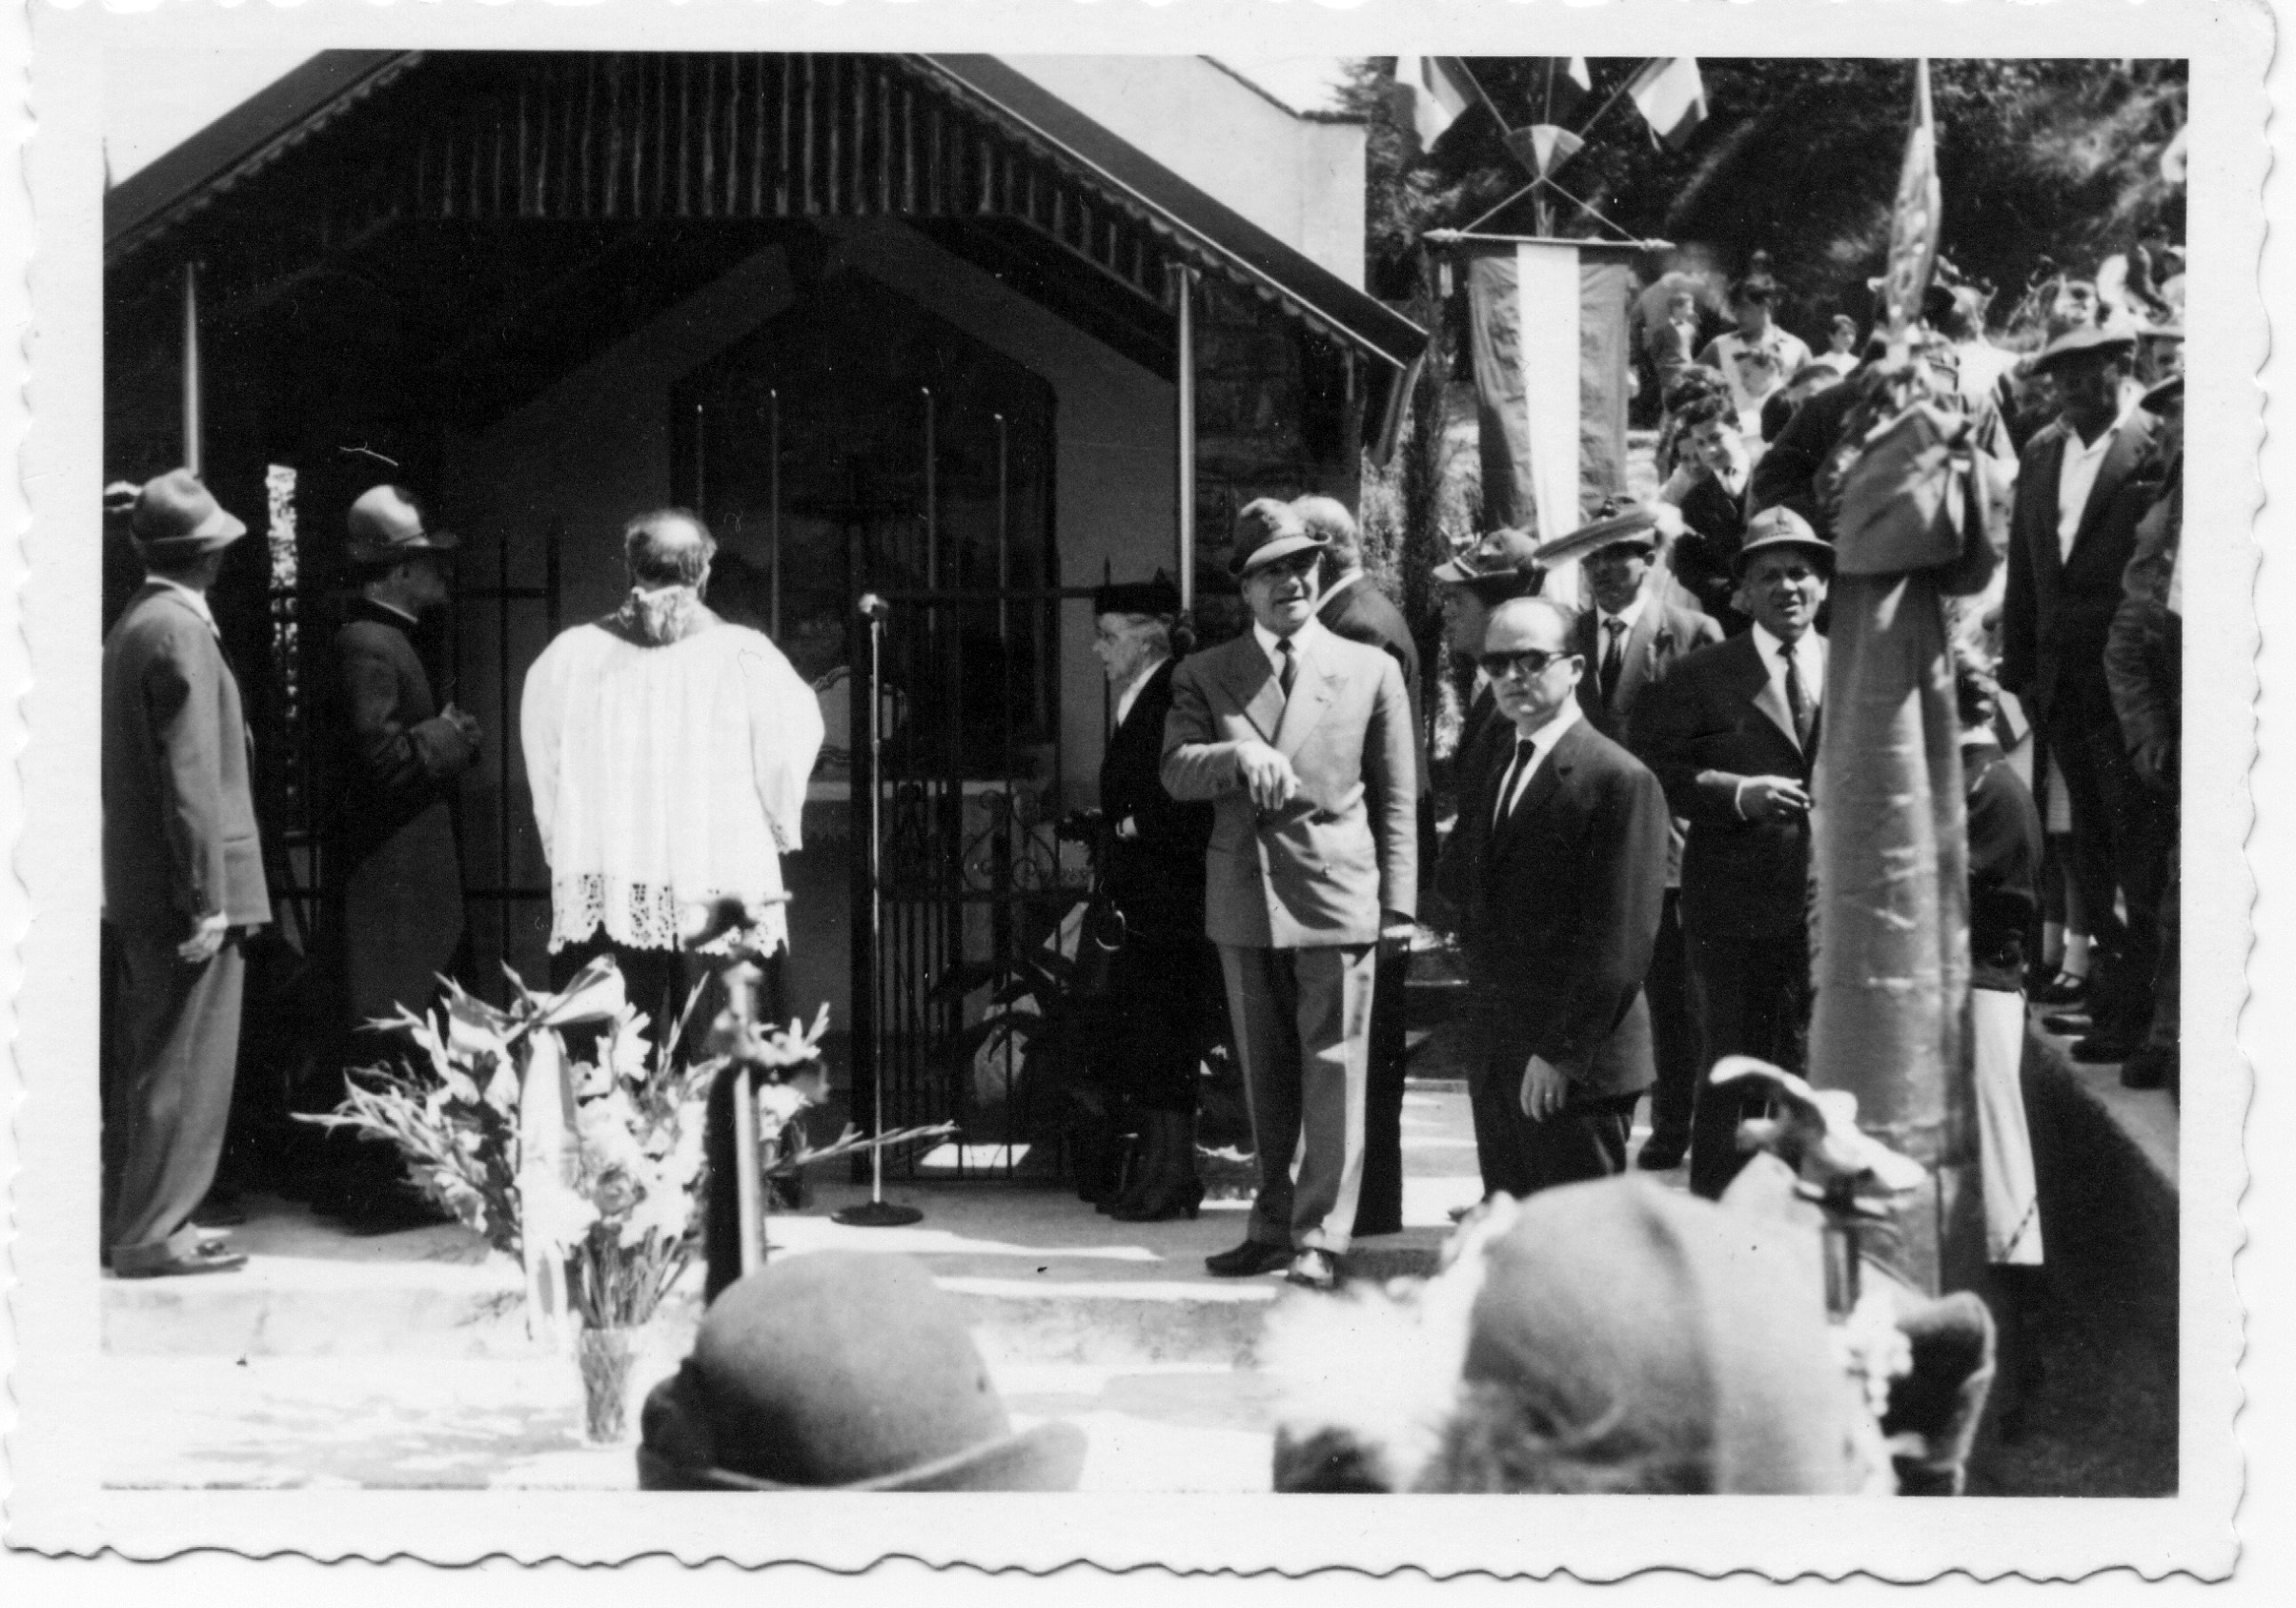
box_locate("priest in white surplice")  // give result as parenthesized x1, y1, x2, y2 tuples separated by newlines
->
(520, 508, 824, 1028)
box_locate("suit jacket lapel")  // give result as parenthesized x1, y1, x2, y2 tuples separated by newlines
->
(1744, 641, 1800, 754)
(2027, 431, 2069, 586)
(1615, 604, 1665, 715)
(1274, 634, 1337, 758)
(1490, 722, 1577, 860)
(2070, 418, 2146, 560)
(1219, 638, 1286, 745)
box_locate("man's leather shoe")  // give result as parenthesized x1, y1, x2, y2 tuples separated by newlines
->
(113, 1239, 249, 1279)
(1636, 1137, 1687, 1171)
(2039, 1010, 2092, 1036)
(1285, 1248, 1339, 1293)
(2120, 1044, 2176, 1090)
(2070, 1034, 2135, 1065)
(1205, 1240, 1293, 1278)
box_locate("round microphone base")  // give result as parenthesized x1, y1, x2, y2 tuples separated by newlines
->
(829, 1200, 924, 1228)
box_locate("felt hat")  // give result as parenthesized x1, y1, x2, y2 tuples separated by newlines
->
(1432, 526, 1543, 589)
(107, 469, 247, 556)
(346, 483, 459, 567)
(2029, 322, 2137, 376)
(1092, 573, 1183, 618)
(2142, 371, 2184, 412)
(1453, 1177, 1865, 1495)
(1229, 497, 1326, 578)
(1733, 505, 1834, 576)
(636, 1252, 1087, 1492)
(1534, 504, 1661, 568)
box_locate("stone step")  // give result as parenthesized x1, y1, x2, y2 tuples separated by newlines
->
(106, 1087, 1485, 1368)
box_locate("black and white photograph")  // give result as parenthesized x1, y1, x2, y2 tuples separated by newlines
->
(1, 0, 2275, 1585)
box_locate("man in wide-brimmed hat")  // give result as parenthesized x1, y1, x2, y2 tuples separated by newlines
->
(100, 470, 271, 1277)
(2002, 321, 2169, 1068)
(1163, 499, 1418, 1292)
(316, 485, 481, 1232)
(640, 1252, 1087, 1490)
(1632, 507, 1832, 1199)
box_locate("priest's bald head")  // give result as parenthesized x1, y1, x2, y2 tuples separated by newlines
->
(625, 508, 717, 589)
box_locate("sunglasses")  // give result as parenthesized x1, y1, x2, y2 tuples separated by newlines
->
(1477, 647, 1578, 680)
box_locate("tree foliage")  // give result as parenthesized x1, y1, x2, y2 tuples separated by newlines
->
(1342, 57, 2187, 336)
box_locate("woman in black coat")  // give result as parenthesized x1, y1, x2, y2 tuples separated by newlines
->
(1087, 578, 1218, 1220)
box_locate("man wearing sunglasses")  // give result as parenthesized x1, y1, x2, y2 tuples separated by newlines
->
(1436, 598, 1669, 1200)
(1163, 499, 1419, 1293)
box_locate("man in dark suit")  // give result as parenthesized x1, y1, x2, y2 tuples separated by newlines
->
(2003, 324, 2167, 1065)
(319, 485, 480, 1231)
(1294, 496, 1421, 1240)
(1439, 598, 1669, 1193)
(1540, 508, 1723, 1173)
(1087, 576, 1217, 1220)
(100, 471, 272, 1277)
(1633, 507, 1830, 1200)
(1164, 500, 1418, 1292)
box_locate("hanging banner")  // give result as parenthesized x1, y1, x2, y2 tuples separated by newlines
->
(1461, 238, 1635, 602)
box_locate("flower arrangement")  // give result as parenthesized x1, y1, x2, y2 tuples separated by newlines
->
(304, 957, 716, 1332)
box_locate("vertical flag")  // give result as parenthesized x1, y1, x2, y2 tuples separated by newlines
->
(1461, 240, 1635, 604)
(1392, 56, 1481, 150)
(1880, 58, 1942, 343)
(1626, 58, 1708, 150)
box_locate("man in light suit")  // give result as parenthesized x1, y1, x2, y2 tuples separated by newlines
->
(1295, 495, 1423, 1240)
(1547, 507, 1722, 1173)
(1438, 598, 1670, 1194)
(319, 484, 481, 1231)
(1163, 500, 1418, 1292)
(1633, 507, 1830, 1201)
(101, 471, 272, 1277)
(2002, 324, 2168, 1065)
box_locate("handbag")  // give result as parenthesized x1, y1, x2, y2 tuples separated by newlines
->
(1070, 885, 1128, 1002)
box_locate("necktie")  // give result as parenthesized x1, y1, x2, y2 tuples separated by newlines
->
(1783, 647, 1814, 750)
(1493, 737, 1535, 825)
(1276, 636, 1298, 700)
(1600, 618, 1628, 706)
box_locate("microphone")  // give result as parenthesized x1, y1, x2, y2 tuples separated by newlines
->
(857, 593, 890, 622)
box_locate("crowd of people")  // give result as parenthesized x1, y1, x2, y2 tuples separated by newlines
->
(93, 244, 2182, 1494)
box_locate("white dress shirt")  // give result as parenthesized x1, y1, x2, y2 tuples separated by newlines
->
(1493, 698, 1582, 824)
(1595, 593, 1649, 678)
(1251, 617, 1330, 682)
(1750, 621, 1823, 726)
(2055, 411, 2132, 561)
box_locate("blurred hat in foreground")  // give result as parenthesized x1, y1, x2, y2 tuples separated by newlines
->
(1534, 504, 1662, 569)
(637, 1252, 1086, 1491)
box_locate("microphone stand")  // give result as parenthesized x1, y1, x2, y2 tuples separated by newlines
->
(832, 592, 924, 1228)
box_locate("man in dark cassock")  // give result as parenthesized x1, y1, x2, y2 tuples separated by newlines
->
(318, 484, 480, 1231)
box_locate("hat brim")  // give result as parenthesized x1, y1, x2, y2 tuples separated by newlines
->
(346, 531, 460, 567)
(1535, 513, 1661, 568)
(135, 504, 248, 555)
(2142, 374, 2184, 411)
(2031, 332, 2136, 376)
(1231, 531, 1328, 578)
(1732, 533, 1835, 577)
(638, 1418, 1088, 1493)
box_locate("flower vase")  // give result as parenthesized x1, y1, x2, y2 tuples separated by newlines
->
(575, 1324, 646, 1444)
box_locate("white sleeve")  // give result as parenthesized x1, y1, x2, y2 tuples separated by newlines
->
(740, 638, 826, 855)
(519, 637, 566, 864)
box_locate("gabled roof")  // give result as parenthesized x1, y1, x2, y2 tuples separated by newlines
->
(105, 50, 1424, 374)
